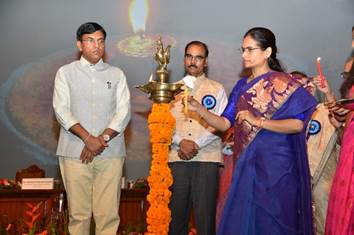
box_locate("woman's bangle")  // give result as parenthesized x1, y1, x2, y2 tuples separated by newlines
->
(83, 133, 91, 143)
(259, 117, 266, 128)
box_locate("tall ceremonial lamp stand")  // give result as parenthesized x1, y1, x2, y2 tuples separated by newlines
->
(135, 37, 183, 235)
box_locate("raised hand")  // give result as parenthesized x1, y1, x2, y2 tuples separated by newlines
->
(185, 96, 202, 112)
(313, 75, 337, 103)
(313, 75, 331, 94)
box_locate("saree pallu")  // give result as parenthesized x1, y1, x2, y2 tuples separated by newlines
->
(218, 72, 317, 235)
(325, 87, 354, 235)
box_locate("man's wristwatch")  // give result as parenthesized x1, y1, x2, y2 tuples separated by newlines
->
(102, 134, 110, 142)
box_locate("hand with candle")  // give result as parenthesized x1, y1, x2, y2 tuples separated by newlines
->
(313, 75, 336, 103)
(316, 57, 326, 88)
(182, 75, 196, 117)
(185, 96, 202, 112)
(313, 75, 330, 93)
(182, 85, 190, 116)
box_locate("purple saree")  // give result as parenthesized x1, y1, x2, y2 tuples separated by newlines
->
(217, 72, 317, 235)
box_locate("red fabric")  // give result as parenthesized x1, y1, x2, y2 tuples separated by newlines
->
(325, 87, 354, 235)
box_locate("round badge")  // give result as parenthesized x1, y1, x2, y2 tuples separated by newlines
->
(202, 95, 216, 110)
(308, 120, 321, 135)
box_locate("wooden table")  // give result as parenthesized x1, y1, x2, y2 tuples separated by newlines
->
(0, 188, 149, 233)
(0, 189, 64, 220)
(119, 188, 149, 232)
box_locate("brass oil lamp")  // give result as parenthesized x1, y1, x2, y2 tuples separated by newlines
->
(135, 37, 183, 103)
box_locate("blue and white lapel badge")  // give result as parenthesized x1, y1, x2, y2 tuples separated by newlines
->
(202, 95, 216, 110)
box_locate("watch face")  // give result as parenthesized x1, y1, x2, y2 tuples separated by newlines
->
(103, 134, 110, 142)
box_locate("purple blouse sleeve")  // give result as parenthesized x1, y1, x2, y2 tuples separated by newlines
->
(294, 113, 305, 121)
(221, 79, 246, 126)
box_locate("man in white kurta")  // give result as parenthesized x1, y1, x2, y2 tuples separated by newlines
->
(53, 22, 130, 235)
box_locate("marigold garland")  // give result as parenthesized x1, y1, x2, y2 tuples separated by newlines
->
(145, 103, 175, 235)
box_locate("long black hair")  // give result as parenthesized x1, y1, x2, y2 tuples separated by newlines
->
(244, 27, 284, 72)
(340, 62, 354, 98)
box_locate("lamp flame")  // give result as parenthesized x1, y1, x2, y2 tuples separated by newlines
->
(129, 0, 149, 33)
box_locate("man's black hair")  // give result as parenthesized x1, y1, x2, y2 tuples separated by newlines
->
(76, 22, 106, 41)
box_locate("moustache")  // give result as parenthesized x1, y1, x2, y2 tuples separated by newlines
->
(188, 65, 197, 68)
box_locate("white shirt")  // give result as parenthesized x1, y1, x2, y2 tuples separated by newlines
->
(53, 57, 131, 158)
(169, 74, 228, 163)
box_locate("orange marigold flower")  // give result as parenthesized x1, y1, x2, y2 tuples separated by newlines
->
(145, 103, 175, 235)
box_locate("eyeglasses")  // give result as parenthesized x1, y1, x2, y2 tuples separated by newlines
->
(185, 54, 205, 63)
(81, 38, 105, 46)
(238, 47, 262, 54)
(340, 71, 349, 79)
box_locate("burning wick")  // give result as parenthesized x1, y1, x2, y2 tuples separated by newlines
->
(316, 57, 325, 88)
(148, 73, 154, 82)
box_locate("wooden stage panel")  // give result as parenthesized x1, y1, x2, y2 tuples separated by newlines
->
(0, 188, 149, 233)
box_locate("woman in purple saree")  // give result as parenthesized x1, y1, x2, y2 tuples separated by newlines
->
(188, 27, 317, 235)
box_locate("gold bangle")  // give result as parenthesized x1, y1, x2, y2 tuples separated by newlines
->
(83, 133, 91, 143)
(259, 117, 266, 128)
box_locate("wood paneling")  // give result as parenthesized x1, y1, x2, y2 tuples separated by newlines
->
(0, 188, 149, 233)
